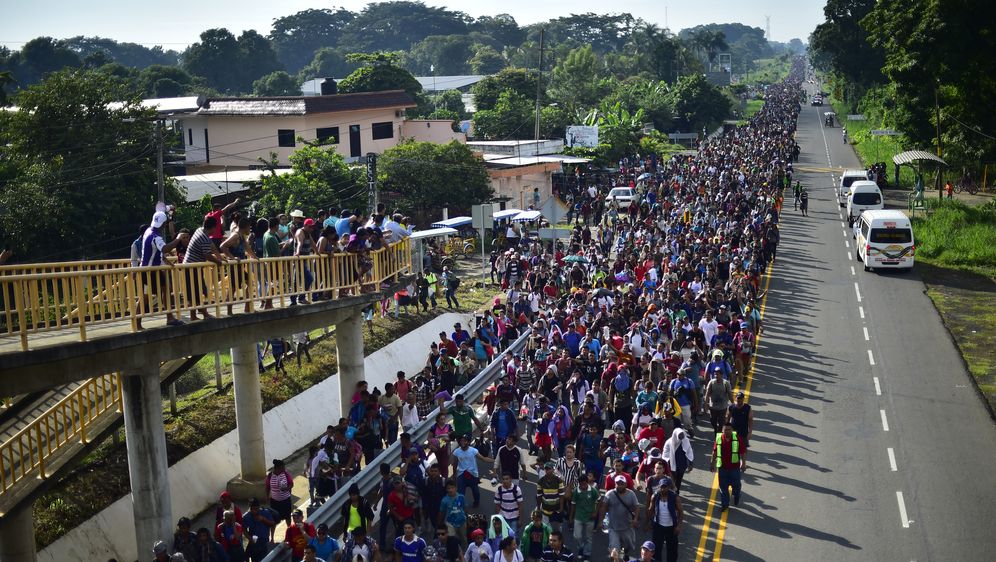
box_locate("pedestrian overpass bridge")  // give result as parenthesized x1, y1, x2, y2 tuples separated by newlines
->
(0, 240, 412, 561)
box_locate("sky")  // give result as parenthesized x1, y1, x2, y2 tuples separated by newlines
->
(0, 0, 825, 51)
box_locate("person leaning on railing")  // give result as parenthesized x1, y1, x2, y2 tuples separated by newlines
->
(182, 215, 227, 322)
(136, 211, 189, 330)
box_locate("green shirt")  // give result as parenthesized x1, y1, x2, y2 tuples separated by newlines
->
(571, 486, 600, 522)
(263, 231, 281, 258)
(449, 405, 475, 436)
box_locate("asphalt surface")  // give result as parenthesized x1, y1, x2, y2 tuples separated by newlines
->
(689, 82, 996, 561)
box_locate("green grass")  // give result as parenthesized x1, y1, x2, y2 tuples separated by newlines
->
(826, 92, 918, 187)
(747, 57, 791, 85)
(911, 199, 996, 278)
(744, 99, 763, 119)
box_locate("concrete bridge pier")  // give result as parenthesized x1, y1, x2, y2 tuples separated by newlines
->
(227, 343, 267, 500)
(336, 312, 365, 417)
(0, 504, 38, 562)
(121, 363, 173, 557)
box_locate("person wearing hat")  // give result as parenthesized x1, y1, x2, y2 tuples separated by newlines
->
(667, 368, 697, 438)
(172, 516, 197, 561)
(726, 391, 753, 461)
(536, 461, 565, 531)
(597, 476, 639, 556)
(291, 216, 315, 305)
(466, 527, 493, 562)
(284, 508, 316, 560)
(137, 210, 189, 329)
(153, 540, 170, 562)
(215, 508, 245, 561)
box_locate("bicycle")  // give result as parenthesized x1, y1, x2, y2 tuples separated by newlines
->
(954, 177, 979, 195)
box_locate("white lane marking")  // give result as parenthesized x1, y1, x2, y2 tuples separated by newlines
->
(854, 282, 862, 302)
(881, 409, 890, 431)
(868, 349, 876, 365)
(888, 447, 898, 471)
(850, 266, 856, 276)
(874, 377, 882, 395)
(863, 326, 870, 341)
(859, 306, 865, 319)
(845, 240, 850, 249)
(897, 491, 910, 528)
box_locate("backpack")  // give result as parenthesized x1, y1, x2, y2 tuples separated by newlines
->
(614, 371, 631, 393)
(449, 275, 461, 289)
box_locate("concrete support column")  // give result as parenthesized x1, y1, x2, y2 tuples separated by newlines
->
(0, 504, 38, 562)
(122, 364, 172, 557)
(336, 312, 365, 419)
(227, 343, 267, 500)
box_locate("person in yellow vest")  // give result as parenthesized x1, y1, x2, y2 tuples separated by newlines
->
(709, 422, 746, 511)
(424, 270, 438, 308)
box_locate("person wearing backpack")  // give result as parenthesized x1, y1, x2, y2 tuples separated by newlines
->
(704, 368, 733, 436)
(643, 476, 682, 562)
(442, 266, 461, 308)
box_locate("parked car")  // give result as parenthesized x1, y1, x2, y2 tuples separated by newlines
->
(605, 187, 637, 209)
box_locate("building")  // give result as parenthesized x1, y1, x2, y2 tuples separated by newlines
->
(176, 90, 465, 173)
(466, 140, 589, 208)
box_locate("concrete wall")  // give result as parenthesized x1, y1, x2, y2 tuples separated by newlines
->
(489, 164, 559, 207)
(402, 120, 466, 144)
(37, 312, 471, 562)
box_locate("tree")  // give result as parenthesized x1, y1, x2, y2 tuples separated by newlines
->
(255, 145, 365, 216)
(471, 67, 541, 112)
(136, 65, 194, 97)
(405, 35, 475, 76)
(0, 71, 15, 105)
(236, 30, 283, 92)
(182, 28, 242, 93)
(338, 53, 422, 97)
(666, 74, 731, 132)
(469, 45, 506, 75)
(378, 140, 492, 214)
(473, 14, 525, 49)
(0, 70, 168, 260)
(253, 71, 300, 96)
(472, 90, 535, 140)
(581, 100, 645, 162)
(63, 36, 180, 68)
(809, 0, 884, 92)
(548, 45, 609, 114)
(269, 8, 356, 73)
(603, 79, 672, 132)
(298, 47, 359, 81)
(1, 37, 81, 87)
(340, 1, 472, 53)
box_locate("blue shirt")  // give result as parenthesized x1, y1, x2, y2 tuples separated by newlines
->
(243, 507, 277, 540)
(140, 226, 165, 266)
(309, 535, 340, 561)
(323, 216, 338, 230)
(670, 378, 695, 407)
(564, 331, 582, 357)
(336, 218, 352, 237)
(440, 493, 467, 527)
(394, 536, 427, 562)
(453, 446, 480, 476)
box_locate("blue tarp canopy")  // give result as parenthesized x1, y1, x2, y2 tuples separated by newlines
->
(492, 208, 523, 220)
(512, 210, 542, 222)
(430, 216, 473, 228)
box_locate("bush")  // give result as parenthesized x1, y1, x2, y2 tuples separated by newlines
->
(912, 200, 996, 273)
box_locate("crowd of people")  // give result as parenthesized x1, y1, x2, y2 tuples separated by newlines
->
(152, 61, 805, 562)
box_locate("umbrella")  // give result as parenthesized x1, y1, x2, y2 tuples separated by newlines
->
(637, 172, 652, 181)
(564, 255, 588, 264)
(594, 288, 613, 297)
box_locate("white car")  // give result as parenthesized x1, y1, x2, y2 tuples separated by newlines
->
(605, 187, 637, 209)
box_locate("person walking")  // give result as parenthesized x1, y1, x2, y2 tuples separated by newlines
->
(661, 428, 693, 494)
(710, 423, 746, 511)
(799, 188, 809, 216)
(442, 266, 461, 308)
(704, 368, 733, 435)
(569, 472, 600, 562)
(597, 477, 639, 557)
(726, 392, 754, 463)
(644, 476, 682, 562)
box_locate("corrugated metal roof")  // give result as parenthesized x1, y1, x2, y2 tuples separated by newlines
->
(893, 150, 947, 166)
(197, 91, 415, 116)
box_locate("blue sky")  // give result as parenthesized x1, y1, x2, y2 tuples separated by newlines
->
(1, 0, 824, 50)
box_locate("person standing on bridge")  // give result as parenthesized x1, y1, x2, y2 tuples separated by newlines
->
(137, 211, 188, 330)
(710, 422, 746, 511)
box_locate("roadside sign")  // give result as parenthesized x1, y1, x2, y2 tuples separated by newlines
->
(848, 114, 867, 121)
(538, 228, 571, 240)
(540, 197, 569, 224)
(870, 129, 900, 136)
(566, 125, 599, 148)
(471, 204, 493, 230)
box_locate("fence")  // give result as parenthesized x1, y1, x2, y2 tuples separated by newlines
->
(0, 239, 412, 351)
(260, 330, 532, 562)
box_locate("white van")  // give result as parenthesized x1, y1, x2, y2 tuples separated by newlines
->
(839, 169, 872, 207)
(854, 210, 915, 271)
(846, 181, 884, 226)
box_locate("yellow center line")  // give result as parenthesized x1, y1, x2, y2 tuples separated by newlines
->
(695, 258, 776, 561)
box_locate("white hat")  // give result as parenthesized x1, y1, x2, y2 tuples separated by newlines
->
(151, 211, 168, 228)
(290, 209, 305, 218)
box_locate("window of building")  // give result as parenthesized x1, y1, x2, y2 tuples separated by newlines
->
(278, 129, 296, 147)
(317, 127, 340, 144)
(187, 128, 193, 146)
(371, 121, 394, 140)
(203, 129, 210, 163)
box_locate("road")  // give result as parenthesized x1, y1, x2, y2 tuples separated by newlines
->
(691, 82, 996, 560)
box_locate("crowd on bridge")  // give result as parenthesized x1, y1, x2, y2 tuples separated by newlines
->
(154, 62, 805, 562)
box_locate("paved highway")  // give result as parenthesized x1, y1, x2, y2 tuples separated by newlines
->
(691, 82, 996, 560)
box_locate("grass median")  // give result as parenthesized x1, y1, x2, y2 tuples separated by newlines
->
(32, 283, 497, 549)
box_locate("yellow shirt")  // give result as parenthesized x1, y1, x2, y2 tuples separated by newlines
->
(348, 504, 362, 530)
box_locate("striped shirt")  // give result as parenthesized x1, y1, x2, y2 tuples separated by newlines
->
(494, 483, 523, 521)
(554, 457, 583, 492)
(184, 228, 214, 263)
(266, 470, 292, 501)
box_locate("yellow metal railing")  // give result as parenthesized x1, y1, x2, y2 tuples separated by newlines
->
(0, 239, 412, 351)
(0, 373, 122, 494)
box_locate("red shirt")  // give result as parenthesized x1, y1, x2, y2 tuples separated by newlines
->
(604, 470, 635, 491)
(388, 489, 415, 520)
(713, 434, 742, 470)
(206, 209, 225, 240)
(637, 426, 666, 449)
(284, 523, 316, 558)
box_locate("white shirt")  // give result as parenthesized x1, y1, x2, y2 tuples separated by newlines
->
(402, 403, 421, 429)
(465, 541, 493, 562)
(698, 319, 719, 348)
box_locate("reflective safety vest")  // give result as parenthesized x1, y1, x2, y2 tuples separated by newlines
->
(715, 433, 740, 468)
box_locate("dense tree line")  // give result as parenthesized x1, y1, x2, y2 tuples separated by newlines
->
(809, 0, 996, 167)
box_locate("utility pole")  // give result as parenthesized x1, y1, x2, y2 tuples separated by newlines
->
(935, 82, 943, 199)
(156, 120, 165, 203)
(534, 28, 545, 142)
(366, 152, 378, 212)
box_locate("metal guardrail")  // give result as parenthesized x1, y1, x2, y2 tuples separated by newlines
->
(0, 239, 412, 351)
(260, 329, 532, 562)
(0, 373, 122, 495)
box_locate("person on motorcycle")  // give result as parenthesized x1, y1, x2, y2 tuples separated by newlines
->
(842, 128, 847, 144)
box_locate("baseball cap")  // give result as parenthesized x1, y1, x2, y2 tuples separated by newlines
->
(736, 391, 746, 398)
(304, 218, 316, 227)
(151, 211, 168, 228)
(642, 541, 656, 551)
(614, 475, 627, 484)
(153, 540, 168, 554)
(544, 460, 556, 469)
(471, 529, 485, 539)
(740, 322, 749, 329)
